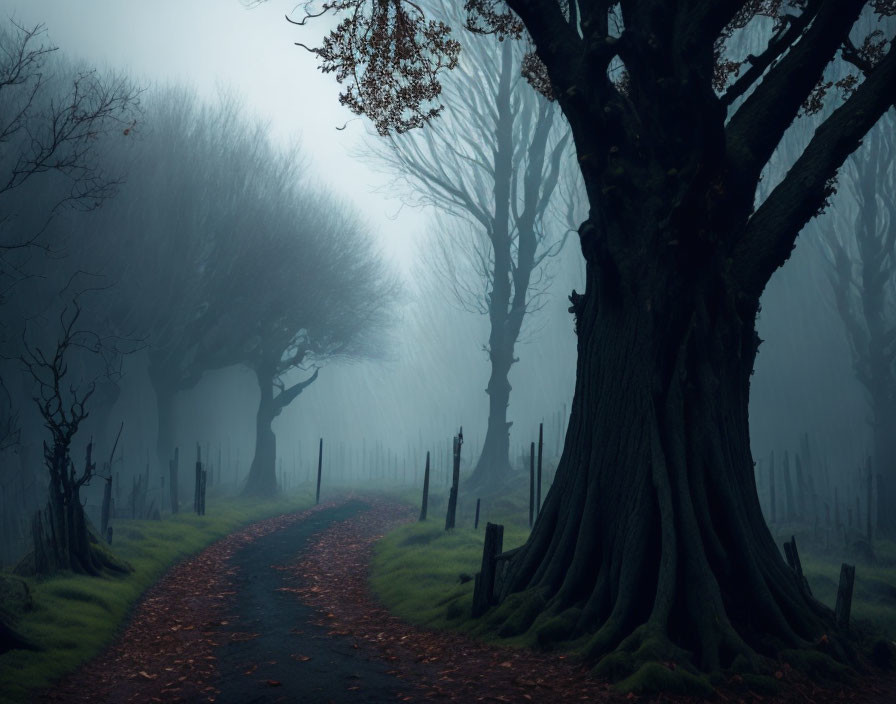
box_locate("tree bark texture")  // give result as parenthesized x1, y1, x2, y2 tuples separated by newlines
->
(493, 225, 837, 672)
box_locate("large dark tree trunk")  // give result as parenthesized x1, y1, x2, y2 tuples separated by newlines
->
(492, 218, 837, 676)
(244, 364, 279, 497)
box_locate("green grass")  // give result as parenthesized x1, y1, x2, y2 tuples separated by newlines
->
(0, 489, 312, 704)
(370, 477, 533, 643)
(370, 520, 530, 637)
(372, 486, 896, 662)
(801, 545, 896, 641)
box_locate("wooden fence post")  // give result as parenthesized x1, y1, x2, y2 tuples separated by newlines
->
(445, 430, 461, 531)
(537, 423, 543, 515)
(835, 563, 855, 628)
(474, 498, 481, 530)
(472, 522, 504, 617)
(169, 447, 179, 515)
(529, 442, 535, 528)
(316, 438, 323, 505)
(419, 451, 430, 521)
(194, 444, 202, 515)
(200, 467, 207, 516)
(101, 468, 112, 541)
(783, 535, 811, 594)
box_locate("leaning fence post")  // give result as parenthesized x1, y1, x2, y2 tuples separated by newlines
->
(835, 563, 855, 628)
(783, 535, 811, 594)
(445, 428, 462, 531)
(536, 423, 543, 515)
(474, 498, 481, 530)
(472, 522, 504, 617)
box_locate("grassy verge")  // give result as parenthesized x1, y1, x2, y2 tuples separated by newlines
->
(370, 520, 530, 638)
(371, 489, 896, 654)
(370, 475, 537, 643)
(0, 489, 312, 704)
(802, 544, 896, 642)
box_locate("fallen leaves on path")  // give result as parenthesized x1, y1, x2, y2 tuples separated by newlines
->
(285, 497, 896, 704)
(38, 495, 896, 704)
(41, 503, 334, 703)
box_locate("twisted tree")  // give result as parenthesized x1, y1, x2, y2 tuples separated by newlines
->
(233, 191, 397, 497)
(270, 0, 896, 683)
(18, 299, 132, 575)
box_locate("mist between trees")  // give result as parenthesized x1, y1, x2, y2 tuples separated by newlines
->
(0, 6, 890, 592)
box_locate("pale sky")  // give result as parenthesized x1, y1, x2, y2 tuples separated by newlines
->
(1, 0, 426, 273)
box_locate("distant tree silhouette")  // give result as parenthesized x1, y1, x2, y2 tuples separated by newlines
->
(366, 1, 582, 488)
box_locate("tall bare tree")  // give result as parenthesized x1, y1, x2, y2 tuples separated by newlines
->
(274, 0, 896, 681)
(824, 110, 896, 536)
(367, 3, 581, 487)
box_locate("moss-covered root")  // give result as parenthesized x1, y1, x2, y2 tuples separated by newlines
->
(485, 588, 548, 638)
(590, 626, 715, 697)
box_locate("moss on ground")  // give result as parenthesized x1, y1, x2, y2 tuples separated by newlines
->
(368, 510, 530, 642)
(615, 662, 714, 696)
(371, 495, 896, 694)
(0, 490, 312, 704)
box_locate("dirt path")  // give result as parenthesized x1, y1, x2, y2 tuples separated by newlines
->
(41, 495, 896, 704)
(42, 499, 421, 703)
(212, 499, 413, 703)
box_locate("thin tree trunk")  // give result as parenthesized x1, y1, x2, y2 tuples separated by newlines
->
(472, 345, 514, 486)
(243, 365, 278, 497)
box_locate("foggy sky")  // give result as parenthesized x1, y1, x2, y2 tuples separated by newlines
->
(0, 0, 876, 498)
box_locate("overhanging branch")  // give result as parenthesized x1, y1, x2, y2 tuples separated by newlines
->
(733, 42, 896, 297)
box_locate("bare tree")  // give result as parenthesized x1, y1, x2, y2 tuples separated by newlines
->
(823, 110, 896, 536)
(365, 2, 583, 487)
(17, 297, 134, 575)
(66, 87, 295, 471)
(0, 19, 138, 488)
(235, 189, 398, 497)
(0, 20, 139, 257)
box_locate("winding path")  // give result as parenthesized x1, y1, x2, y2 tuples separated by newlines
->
(41, 495, 896, 704)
